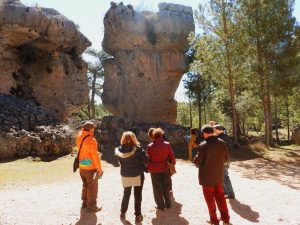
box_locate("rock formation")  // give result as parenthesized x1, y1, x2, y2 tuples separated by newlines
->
(102, 2, 194, 124)
(0, 0, 91, 121)
(0, 94, 74, 159)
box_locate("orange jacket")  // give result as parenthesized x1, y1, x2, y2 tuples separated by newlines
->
(76, 129, 102, 172)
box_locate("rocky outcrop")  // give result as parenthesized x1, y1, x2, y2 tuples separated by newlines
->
(102, 2, 194, 124)
(292, 125, 300, 145)
(0, 94, 74, 159)
(78, 116, 190, 164)
(0, 0, 91, 121)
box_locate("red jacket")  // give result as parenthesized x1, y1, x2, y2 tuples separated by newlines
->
(147, 138, 176, 173)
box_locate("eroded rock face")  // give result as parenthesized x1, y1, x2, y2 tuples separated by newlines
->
(0, 94, 74, 159)
(102, 2, 194, 124)
(0, 0, 91, 120)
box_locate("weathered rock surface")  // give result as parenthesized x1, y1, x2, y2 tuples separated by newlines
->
(292, 125, 300, 145)
(0, 94, 74, 159)
(78, 116, 190, 164)
(102, 2, 194, 124)
(0, 0, 91, 120)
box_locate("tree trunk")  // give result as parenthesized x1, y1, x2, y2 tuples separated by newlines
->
(285, 97, 290, 141)
(87, 101, 91, 120)
(204, 104, 207, 125)
(197, 76, 202, 129)
(91, 73, 97, 119)
(189, 98, 193, 128)
(221, 0, 238, 144)
(274, 96, 280, 143)
(255, 0, 273, 147)
(198, 98, 202, 129)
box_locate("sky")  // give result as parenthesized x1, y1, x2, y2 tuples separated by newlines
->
(21, 0, 300, 102)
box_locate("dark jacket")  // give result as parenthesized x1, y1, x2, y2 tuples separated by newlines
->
(147, 138, 176, 173)
(218, 132, 229, 145)
(115, 145, 149, 177)
(193, 136, 229, 186)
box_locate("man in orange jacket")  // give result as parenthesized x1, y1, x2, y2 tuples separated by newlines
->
(77, 121, 103, 213)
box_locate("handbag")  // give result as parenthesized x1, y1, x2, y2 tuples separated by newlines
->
(73, 135, 90, 172)
(168, 162, 176, 176)
(168, 154, 176, 176)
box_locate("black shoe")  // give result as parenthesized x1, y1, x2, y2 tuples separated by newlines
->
(135, 215, 143, 222)
(225, 194, 235, 199)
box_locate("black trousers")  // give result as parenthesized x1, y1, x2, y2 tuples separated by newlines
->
(121, 173, 144, 216)
(150, 170, 172, 209)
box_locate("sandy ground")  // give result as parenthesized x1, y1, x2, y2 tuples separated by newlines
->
(0, 152, 299, 225)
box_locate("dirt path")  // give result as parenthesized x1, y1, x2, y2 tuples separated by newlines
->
(0, 155, 299, 225)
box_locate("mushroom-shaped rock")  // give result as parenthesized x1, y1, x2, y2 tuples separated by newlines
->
(102, 2, 194, 123)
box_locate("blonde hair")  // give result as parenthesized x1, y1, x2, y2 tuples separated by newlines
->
(120, 131, 140, 146)
(153, 128, 164, 139)
(148, 127, 155, 139)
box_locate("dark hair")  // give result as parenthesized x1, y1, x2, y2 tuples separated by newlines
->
(153, 128, 164, 139)
(213, 125, 224, 131)
(201, 124, 214, 134)
(83, 122, 94, 131)
(190, 128, 196, 134)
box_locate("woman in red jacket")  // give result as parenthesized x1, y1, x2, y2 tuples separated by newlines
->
(146, 128, 176, 210)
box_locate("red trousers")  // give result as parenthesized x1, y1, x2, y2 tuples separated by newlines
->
(202, 183, 230, 224)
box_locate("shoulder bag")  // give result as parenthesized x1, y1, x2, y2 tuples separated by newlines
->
(73, 135, 90, 172)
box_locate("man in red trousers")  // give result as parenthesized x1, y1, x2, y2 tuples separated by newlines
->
(193, 125, 232, 225)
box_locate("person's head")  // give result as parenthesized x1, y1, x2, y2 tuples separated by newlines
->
(190, 128, 197, 135)
(213, 125, 224, 135)
(120, 131, 140, 147)
(201, 124, 215, 139)
(152, 128, 164, 139)
(148, 127, 155, 140)
(83, 121, 95, 133)
(209, 120, 217, 126)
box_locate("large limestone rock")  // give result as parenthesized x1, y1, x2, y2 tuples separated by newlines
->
(0, 0, 91, 120)
(102, 2, 194, 124)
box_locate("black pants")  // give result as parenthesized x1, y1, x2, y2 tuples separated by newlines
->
(121, 173, 144, 216)
(150, 170, 172, 209)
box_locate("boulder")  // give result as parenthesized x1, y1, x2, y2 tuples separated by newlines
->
(0, 0, 91, 120)
(102, 2, 194, 124)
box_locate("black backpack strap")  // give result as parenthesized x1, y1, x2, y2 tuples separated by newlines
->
(77, 135, 91, 157)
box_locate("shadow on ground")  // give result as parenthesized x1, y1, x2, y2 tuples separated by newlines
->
(151, 200, 189, 225)
(75, 208, 99, 225)
(229, 199, 259, 223)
